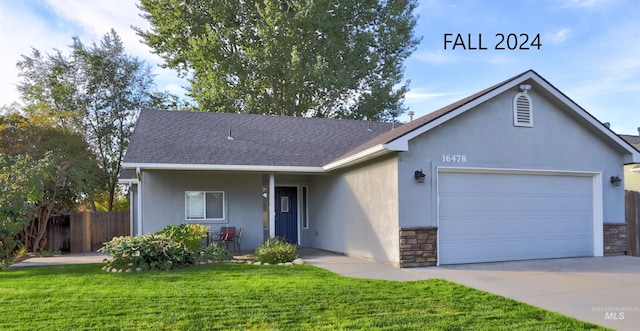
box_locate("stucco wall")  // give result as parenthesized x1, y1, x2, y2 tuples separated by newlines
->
(308, 155, 400, 264)
(140, 170, 264, 250)
(398, 84, 626, 228)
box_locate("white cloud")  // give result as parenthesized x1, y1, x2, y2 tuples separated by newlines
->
(0, 0, 188, 107)
(546, 28, 571, 45)
(560, 0, 615, 9)
(0, 3, 71, 106)
(413, 50, 459, 65)
(405, 88, 456, 102)
(43, 0, 154, 61)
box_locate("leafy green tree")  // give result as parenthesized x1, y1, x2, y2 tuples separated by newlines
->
(0, 153, 49, 260)
(136, 0, 421, 120)
(16, 29, 179, 211)
(0, 112, 101, 252)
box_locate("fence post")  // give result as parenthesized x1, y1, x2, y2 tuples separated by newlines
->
(83, 211, 92, 253)
(627, 190, 640, 257)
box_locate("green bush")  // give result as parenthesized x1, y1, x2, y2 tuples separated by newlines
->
(156, 223, 208, 251)
(99, 234, 196, 271)
(254, 237, 298, 264)
(196, 242, 233, 262)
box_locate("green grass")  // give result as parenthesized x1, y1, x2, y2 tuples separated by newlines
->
(0, 264, 606, 330)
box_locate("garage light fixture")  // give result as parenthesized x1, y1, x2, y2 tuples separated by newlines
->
(414, 169, 426, 183)
(610, 175, 622, 186)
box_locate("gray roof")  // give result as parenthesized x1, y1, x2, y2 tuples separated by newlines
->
(124, 72, 531, 169)
(124, 69, 638, 170)
(620, 135, 640, 151)
(123, 110, 394, 167)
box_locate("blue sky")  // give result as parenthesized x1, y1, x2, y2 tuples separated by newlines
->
(1, 0, 639, 134)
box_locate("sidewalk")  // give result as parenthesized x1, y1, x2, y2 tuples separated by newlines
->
(8, 252, 109, 269)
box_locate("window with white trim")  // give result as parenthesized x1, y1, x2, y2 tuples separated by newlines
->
(185, 191, 224, 221)
(513, 91, 533, 127)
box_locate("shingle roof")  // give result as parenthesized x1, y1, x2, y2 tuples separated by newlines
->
(620, 135, 640, 153)
(123, 111, 394, 167)
(123, 70, 534, 169)
(128, 70, 639, 170)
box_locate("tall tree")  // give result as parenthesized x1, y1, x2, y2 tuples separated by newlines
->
(16, 29, 177, 211)
(136, 0, 421, 120)
(0, 153, 49, 260)
(0, 112, 101, 252)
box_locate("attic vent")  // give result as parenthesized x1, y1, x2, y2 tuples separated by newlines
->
(513, 87, 533, 127)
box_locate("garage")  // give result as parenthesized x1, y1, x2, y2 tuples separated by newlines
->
(438, 171, 595, 265)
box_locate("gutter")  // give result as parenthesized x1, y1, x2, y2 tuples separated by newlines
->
(123, 144, 406, 174)
(121, 162, 325, 173)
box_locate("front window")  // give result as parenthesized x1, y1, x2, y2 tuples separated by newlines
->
(185, 191, 224, 221)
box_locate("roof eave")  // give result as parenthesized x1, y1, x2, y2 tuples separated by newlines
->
(121, 162, 325, 173)
(323, 143, 404, 171)
(118, 178, 139, 185)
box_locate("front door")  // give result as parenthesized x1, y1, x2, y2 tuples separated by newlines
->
(275, 187, 298, 244)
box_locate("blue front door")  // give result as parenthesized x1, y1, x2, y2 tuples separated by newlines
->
(275, 187, 297, 244)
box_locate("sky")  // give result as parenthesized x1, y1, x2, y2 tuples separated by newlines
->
(0, 0, 639, 135)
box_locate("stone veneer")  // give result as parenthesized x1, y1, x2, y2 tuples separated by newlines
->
(399, 224, 627, 266)
(399, 227, 437, 267)
(603, 223, 627, 256)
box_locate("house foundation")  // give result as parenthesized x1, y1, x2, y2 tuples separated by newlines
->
(399, 227, 437, 267)
(603, 223, 627, 255)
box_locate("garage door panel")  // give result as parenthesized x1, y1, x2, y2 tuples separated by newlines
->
(438, 172, 594, 265)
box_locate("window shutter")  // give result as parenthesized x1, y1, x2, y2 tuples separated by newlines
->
(513, 92, 533, 127)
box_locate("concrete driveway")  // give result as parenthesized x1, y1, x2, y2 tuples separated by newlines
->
(300, 249, 640, 331)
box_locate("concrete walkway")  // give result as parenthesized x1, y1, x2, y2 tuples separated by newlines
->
(8, 249, 640, 330)
(8, 252, 109, 269)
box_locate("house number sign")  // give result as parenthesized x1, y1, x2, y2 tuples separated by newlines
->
(442, 154, 467, 163)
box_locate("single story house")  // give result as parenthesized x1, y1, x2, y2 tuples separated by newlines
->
(120, 70, 639, 267)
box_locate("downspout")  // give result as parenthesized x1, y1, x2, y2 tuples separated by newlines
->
(136, 167, 143, 235)
(269, 174, 275, 238)
(128, 182, 134, 236)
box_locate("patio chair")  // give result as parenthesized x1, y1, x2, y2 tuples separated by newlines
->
(232, 227, 244, 252)
(219, 226, 236, 250)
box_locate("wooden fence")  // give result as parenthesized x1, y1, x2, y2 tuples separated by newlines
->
(46, 215, 71, 252)
(626, 190, 640, 257)
(67, 211, 130, 253)
(45, 211, 130, 253)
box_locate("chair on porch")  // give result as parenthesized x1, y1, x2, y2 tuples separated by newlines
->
(232, 227, 244, 252)
(218, 226, 236, 250)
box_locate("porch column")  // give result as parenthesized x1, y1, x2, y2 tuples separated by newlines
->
(269, 174, 275, 238)
(136, 167, 143, 235)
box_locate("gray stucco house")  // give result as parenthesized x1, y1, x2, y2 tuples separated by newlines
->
(121, 70, 639, 267)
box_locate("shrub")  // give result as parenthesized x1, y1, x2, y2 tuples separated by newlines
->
(196, 242, 233, 262)
(98, 234, 196, 271)
(13, 245, 29, 263)
(156, 224, 208, 251)
(254, 237, 298, 264)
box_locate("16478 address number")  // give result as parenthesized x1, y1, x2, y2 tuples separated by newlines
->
(442, 154, 467, 163)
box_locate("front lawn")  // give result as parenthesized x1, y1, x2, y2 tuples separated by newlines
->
(0, 264, 606, 330)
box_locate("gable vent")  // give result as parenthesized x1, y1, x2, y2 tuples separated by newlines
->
(513, 86, 533, 127)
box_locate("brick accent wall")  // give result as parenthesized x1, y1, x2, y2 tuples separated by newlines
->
(399, 227, 437, 267)
(603, 223, 627, 256)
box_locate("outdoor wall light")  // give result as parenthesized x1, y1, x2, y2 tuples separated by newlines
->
(414, 169, 426, 183)
(610, 175, 622, 186)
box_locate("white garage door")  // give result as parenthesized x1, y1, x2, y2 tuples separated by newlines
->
(438, 171, 594, 265)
